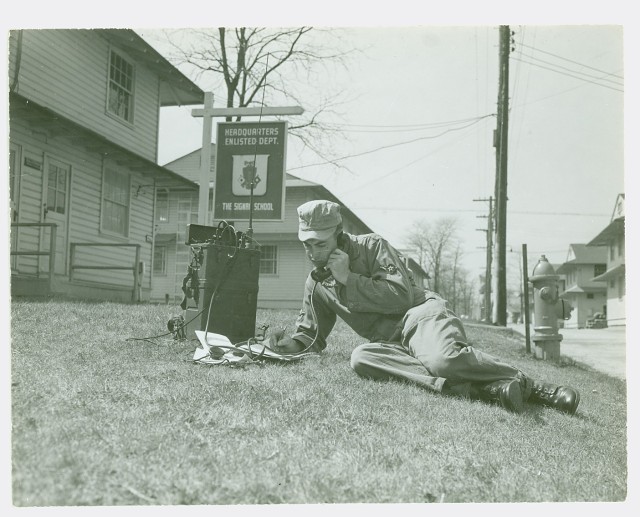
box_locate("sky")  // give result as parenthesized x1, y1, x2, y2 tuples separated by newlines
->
(1, 3, 639, 514)
(136, 24, 626, 288)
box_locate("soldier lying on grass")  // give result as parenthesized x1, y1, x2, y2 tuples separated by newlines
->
(270, 200, 579, 415)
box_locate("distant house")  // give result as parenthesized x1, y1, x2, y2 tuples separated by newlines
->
(557, 244, 608, 328)
(587, 194, 625, 326)
(8, 29, 204, 301)
(154, 147, 429, 308)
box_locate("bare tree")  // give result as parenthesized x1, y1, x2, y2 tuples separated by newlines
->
(405, 217, 478, 316)
(159, 27, 354, 169)
(405, 217, 458, 294)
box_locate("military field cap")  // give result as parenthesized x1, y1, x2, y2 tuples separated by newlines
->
(297, 200, 342, 242)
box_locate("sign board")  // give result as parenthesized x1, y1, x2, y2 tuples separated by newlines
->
(213, 121, 287, 221)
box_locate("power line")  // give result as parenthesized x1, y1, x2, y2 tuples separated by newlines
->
(511, 56, 624, 92)
(518, 41, 624, 79)
(344, 206, 609, 217)
(289, 115, 494, 171)
(337, 117, 493, 196)
(513, 51, 623, 87)
(514, 51, 624, 88)
(332, 115, 493, 131)
(508, 27, 534, 181)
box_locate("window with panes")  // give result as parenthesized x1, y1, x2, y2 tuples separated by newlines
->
(156, 190, 169, 223)
(107, 50, 135, 123)
(153, 246, 167, 275)
(47, 162, 68, 215)
(260, 245, 278, 275)
(102, 166, 130, 236)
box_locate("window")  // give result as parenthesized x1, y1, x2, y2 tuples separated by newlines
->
(153, 246, 167, 275)
(594, 264, 606, 277)
(618, 238, 624, 259)
(587, 293, 594, 299)
(156, 190, 169, 223)
(610, 245, 615, 261)
(107, 50, 135, 123)
(102, 166, 130, 236)
(260, 245, 278, 275)
(47, 162, 68, 214)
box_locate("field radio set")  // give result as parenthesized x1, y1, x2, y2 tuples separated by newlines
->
(180, 222, 261, 344)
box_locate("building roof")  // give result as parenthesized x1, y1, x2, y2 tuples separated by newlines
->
(587, 193, 625, 247)
(593, 263, 625, 282)
(587, 218, 625, 246)
(404, 256, 430, 279)
(556, 243, 607, 273)
(285, 172, 375, 235)
(561, 285, 606, 295)
(101, 29, 204, 107)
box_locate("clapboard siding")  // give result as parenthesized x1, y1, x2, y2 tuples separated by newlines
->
(151, 242, 185, 303)
(9, 30, 159, 162)
(10, 115, 154, 292)
(257, 241, 310, 308)
(11, 131, 45, 274)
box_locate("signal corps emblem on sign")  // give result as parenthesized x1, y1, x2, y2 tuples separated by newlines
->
(232, 155, 269, 196)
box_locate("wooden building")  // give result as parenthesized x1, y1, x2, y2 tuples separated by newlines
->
(557, 244, 608, 328)
(9, 29, 204, 301)
(587, 194, 626, 326)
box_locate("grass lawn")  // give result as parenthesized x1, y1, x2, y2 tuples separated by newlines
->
(10, 298, 627, 505)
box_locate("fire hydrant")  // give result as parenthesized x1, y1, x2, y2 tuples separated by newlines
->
(529, 255, 573, 361)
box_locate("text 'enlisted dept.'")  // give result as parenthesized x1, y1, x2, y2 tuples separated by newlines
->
(223, 126, 281, 146)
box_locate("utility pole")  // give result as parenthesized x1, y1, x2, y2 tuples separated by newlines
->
(493, 25, 511, 326)
(197, 92, 214, 225)
(474, 196, 493, 322)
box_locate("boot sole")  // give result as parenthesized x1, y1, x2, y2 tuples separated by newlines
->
(500, 380, 524, 414)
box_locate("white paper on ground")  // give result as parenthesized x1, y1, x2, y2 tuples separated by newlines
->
(193, 331, 248, 364)
(193, 330, 318, 363)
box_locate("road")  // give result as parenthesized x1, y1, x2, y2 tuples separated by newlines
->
(508, 324, 626, 380)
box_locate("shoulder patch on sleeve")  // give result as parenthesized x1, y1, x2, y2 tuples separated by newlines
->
(380, 264, 399, 275)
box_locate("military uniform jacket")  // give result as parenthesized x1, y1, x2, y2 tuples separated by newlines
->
(292, 233, 427, 351)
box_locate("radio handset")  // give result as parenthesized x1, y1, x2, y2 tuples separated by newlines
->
(311, 267, 332, 283)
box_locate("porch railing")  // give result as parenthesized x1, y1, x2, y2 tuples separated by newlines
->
(10, 222, 57, 293)
(69, 243, 142, 302)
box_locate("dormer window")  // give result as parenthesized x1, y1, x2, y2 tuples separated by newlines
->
(107, 49, 135, 123)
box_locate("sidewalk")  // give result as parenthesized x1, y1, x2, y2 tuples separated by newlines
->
(507, 323, 626, 381)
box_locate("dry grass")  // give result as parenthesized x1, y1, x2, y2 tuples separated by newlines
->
(10, 299, 627, 505)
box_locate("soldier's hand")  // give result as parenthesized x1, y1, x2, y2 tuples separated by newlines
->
(268, 331, 305, 353)
(327, 249, 350, 284)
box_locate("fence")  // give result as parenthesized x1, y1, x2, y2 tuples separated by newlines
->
(69, 243, 142, 302)
(10, 223, 57, 293)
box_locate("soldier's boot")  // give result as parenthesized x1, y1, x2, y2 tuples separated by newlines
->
(474, 379, 524, 414)
(529, 381, 580, 415)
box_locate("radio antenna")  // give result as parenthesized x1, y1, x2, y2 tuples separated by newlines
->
(247, 53, 270, 245)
